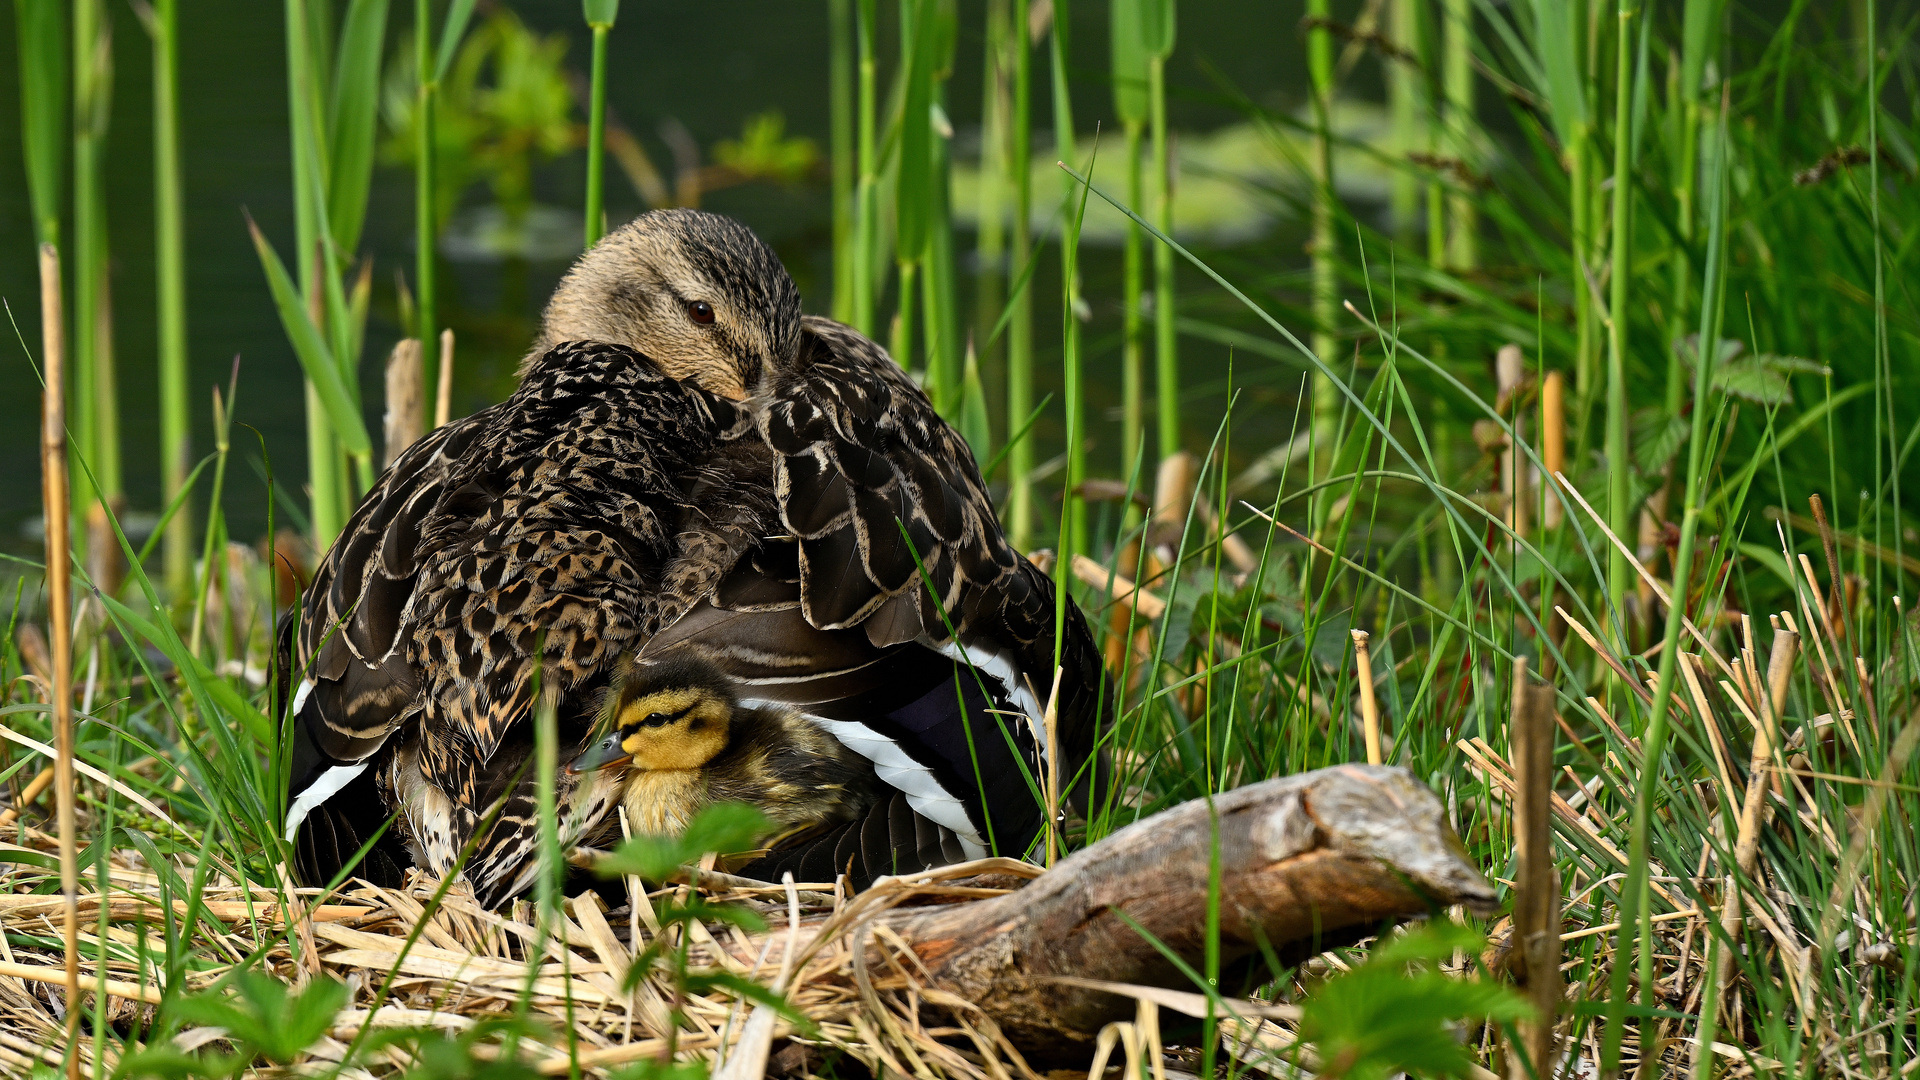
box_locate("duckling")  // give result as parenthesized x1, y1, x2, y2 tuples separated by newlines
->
(567, 658, 876, 847)
(281, 208, 1111, 907)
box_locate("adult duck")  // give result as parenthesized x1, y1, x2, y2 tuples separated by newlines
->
(282, 209, 1109, 905)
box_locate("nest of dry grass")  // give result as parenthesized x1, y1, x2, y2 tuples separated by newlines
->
(0, 840, 1078, 1078)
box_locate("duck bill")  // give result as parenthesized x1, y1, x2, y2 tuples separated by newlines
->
(568, 732, 633, 775)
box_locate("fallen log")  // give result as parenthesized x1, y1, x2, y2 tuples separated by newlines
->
(710, 764, 1496, 1059)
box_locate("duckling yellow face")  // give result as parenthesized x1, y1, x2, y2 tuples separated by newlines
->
(530, 209, 803, 401)
(570, 684, 732, 775)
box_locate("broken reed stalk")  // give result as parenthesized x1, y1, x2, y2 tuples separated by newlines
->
(1071, 553, 1167, 619)
(0, 766, 55, 826)
(1808, 493, 1854, 656)
(38, 241, 82, 1075)
(1495, 344, 1526, 539)
(383, 338, 425, 467)
(435, 327, 456, 428)
(1508, 660, 1559, 1079)
(1541, 370, 1565, 529)
(1351, 629, 1381, 765)
(1705, 621, 1797, 1049)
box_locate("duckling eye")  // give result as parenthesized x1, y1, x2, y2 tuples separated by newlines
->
(687, 300, 715, 325)
(641, 712, 673, 728)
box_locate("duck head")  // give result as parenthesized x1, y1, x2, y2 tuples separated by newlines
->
(568, 658, 741, 775)
(532, 208, 804, 400)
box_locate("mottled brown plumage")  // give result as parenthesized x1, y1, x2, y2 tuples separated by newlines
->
(283, 209, 1109, 907)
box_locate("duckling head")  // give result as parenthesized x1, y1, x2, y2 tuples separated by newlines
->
(531, 208, 803, 401)
(568, 659, 738, 776)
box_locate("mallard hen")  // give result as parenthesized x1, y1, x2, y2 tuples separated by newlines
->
(282, 208, 1109, 906)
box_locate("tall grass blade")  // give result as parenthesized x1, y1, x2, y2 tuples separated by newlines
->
(248, 219, 375, 466)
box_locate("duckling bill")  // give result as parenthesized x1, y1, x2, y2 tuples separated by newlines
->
(568, 657, 875, 846)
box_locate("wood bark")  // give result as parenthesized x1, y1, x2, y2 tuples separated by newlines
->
(715, 764, 1495, 1057)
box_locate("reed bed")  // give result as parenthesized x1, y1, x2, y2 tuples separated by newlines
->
(5, 0, 1918, 1075)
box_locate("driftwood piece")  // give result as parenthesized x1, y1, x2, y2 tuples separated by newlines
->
(713, 765, 1494, 1057)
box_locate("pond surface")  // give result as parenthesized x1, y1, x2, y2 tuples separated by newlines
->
(0, 1, 1336, 551)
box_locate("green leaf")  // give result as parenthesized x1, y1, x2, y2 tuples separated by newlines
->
(327, 0, 390, 257)
(712, 112, 820, 184)
(687, 971, 818, 1032)
(1633, 410, 1688, 475)
(958, 344, 993, 459)
(433, 0, 479, 82)
(246, 217, 373, 457)
(594, 803, 773, 881)
(1300, 923, 1531, 1080)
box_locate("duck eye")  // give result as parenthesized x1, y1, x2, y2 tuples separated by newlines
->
(687, 300, 715, 325)
(642, 712, 672, 728)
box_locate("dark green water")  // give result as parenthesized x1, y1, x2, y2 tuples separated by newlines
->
(0, 1, 1326, 550)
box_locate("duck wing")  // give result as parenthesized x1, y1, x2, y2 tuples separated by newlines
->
(286, 341, 757, 903)
(643, 317, 1111, 884)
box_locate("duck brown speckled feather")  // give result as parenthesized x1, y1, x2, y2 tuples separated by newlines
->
(283, 209, 1109, 906)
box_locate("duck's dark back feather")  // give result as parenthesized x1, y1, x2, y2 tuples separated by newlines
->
(286, 318, 1110, 905)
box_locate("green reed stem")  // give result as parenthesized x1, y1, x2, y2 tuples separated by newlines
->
(288, 0, 339, 546)
(14, 0, 63, 250)
(1305, 0, 1338, 460)
(1441, 0, 1477, 269)
(414, 0, 438, 383)
(831, 0, 855, 323)
(152, 0, 193, 607)
(1387, 0, 1423, 247)
(74, 0, 121, 543)
(851, 0, 879, 336)
(1150, 50, 1176, 461)
(189, 380, 237, 660)
(1050, 0, 1083, 558)
(925, 125, 962, 414)
(1603, 90, 1727, 1080)
(583, 3, 616, 249)
(975, 0, 1010, 422)
(1121, 120, 1145, 472)
(1604, 0, 1637, 611)
(1006, 0, 1035, 548)
(1112, 0, 1148, 471)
